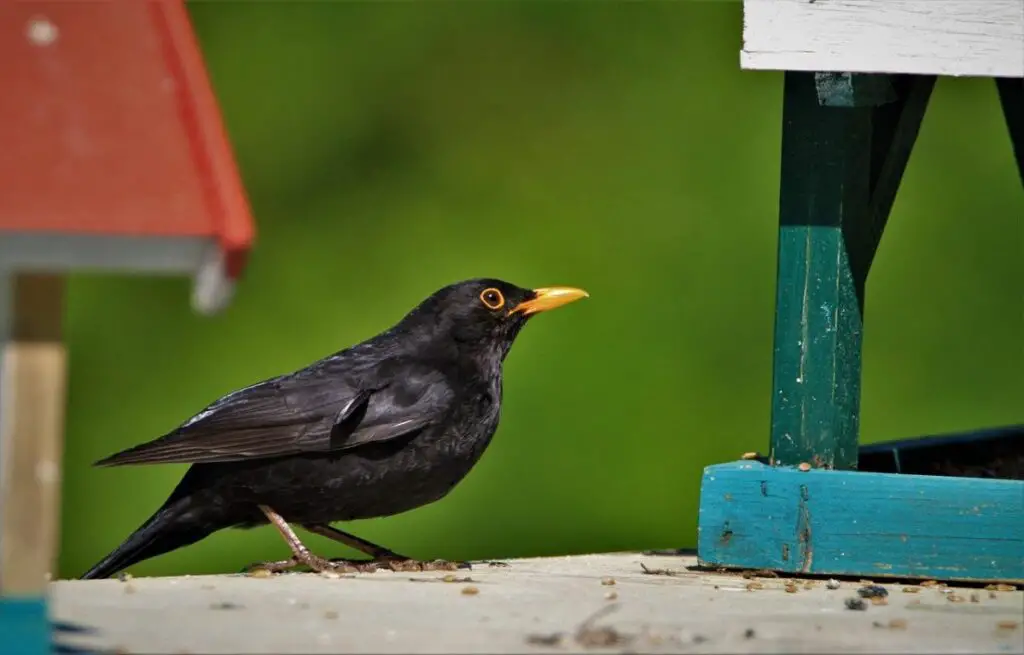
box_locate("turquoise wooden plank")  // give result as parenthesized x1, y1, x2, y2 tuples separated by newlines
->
(0, 596, 50, 655)
(770, 73, 934, 469)
(697, 461, 1024, 583)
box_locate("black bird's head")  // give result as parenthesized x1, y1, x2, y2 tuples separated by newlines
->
(399, 278, 588, 362)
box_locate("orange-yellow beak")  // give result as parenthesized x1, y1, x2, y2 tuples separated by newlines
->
(510, 286, 589, 316)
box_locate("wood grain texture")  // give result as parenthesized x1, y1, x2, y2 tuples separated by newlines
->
(743, 0, 1024, 78)
(0, 274, 67, 595)
(769, 73, 933, 470)
(697, 461, 1024, 583)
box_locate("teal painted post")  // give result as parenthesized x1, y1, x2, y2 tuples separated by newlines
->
(996, 77, 1023, 185)
(0, 597, 50, 655)
(770, 73, 935, 469)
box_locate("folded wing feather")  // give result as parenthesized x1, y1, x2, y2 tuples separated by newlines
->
(94, 358, 452, 466)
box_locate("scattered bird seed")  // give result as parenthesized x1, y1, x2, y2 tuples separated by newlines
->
(247, 569, 272, 579)
(461, 586, 480, 595)
(870, 596, 888, 606)
(873, 618, 907, 630)
(640, 563, 681, 576)
(986, 583, 1017, 592)
(574, 605, 630, 648)
(997, 621, 1019, 631)
(526, 633, 563, 647)
(601, 577, 616, 586)
(784, 582, 798, 593)
(920, 580, 941, 587)
(858, 585, 889, 599)
(946, 594, 965, 603)
(745, 581, 763, 591)
(902, 586, 921, 593)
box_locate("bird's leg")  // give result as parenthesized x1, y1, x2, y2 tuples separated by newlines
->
(304, 523, 471, 571)
(303, 524, 406, 559)
(245, 505, 354, 574)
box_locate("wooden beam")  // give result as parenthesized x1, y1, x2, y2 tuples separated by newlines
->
(697, 461, 1024, 583)
(769, 73, 934, 470)
(742, 0, 1024, 78)
(0, 273, 67, 595)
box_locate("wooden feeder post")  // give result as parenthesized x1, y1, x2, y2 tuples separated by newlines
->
(697, 0, 1024, 582)
(0, 3, 255, 653)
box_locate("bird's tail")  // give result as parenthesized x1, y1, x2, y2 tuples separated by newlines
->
(79, 500, 217, 580)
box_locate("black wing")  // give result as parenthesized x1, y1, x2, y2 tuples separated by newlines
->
(94, 357, 453, 466)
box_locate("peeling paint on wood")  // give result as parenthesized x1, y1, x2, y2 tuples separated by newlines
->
(769, 72, 934, 470)
(742, 0, 1024, 78)
(697, 462, 1024, 583)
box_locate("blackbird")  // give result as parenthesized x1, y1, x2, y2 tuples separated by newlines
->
(80, 279, 587, 579)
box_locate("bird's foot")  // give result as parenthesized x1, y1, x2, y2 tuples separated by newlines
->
(244, 553, 367, 575)
(243, 558, 299, 575)
(381, 558, 472, 572)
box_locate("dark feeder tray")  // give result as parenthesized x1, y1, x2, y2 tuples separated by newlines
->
(858, 424, 1024, 480)
(744, 424, 1024, 480)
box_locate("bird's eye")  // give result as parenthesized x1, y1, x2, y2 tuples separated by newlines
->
(479, 288, 505, 310)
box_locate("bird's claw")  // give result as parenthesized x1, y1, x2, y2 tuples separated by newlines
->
(244, 555, 471, 575)
(382, 558, 471, 572)
(244, 553, 365, 575)
(326, 557, 471, 572)
(242, 558, 297, 575)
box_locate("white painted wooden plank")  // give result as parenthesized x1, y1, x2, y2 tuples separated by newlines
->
(742, 0, 1024, 78)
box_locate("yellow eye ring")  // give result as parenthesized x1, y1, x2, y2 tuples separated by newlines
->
(479, 287, 505, 310)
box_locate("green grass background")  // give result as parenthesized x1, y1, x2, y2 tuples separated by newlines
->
(58, 1, 1023, 578)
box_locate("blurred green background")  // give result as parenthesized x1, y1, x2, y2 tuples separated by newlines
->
(58, 1, 1022, 578)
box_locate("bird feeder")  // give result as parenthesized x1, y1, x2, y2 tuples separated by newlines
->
(0, 2, 255, 652)
(697, 0, 1023, 583)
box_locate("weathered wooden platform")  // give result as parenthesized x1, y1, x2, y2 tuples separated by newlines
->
(52, 553, 1023, 654)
